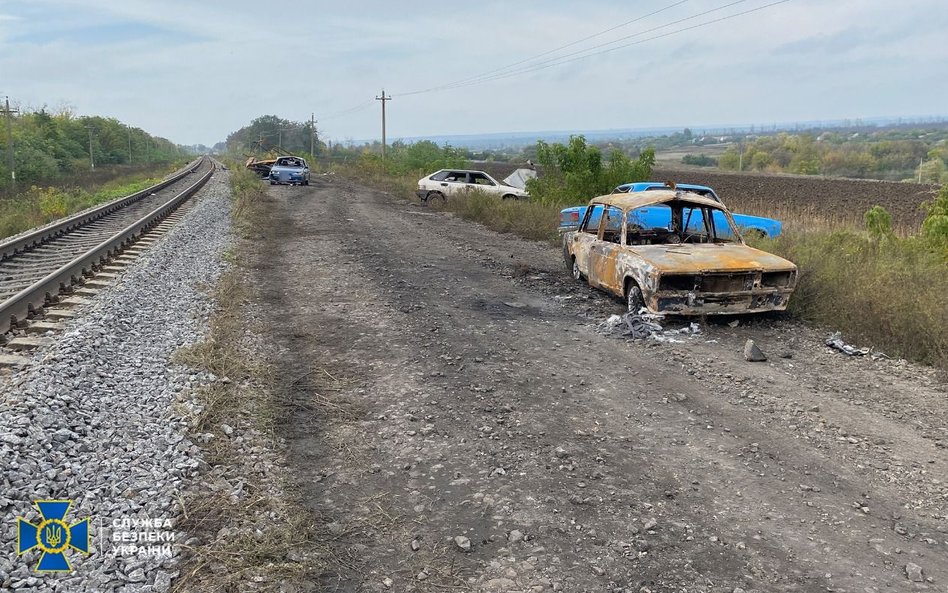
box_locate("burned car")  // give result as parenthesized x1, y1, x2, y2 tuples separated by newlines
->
(562, 189, 797, 315)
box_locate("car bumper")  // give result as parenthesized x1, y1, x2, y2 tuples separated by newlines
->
(648, 289, 794, 315)
(270, 174, 306, 184)
(416, 189, 428, 199)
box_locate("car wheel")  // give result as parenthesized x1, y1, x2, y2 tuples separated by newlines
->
(743, 228, 766, 240)
(270, 180, 276, 185)
(625, 281, 645, 313)
(571, 258, 583, 282)
(426, 191, 445, 204)
(502, 193, 517, 201)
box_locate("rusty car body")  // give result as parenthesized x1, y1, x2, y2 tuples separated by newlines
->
(562, 189, 797, 315)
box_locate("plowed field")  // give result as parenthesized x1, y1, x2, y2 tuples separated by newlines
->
(654, 167, 938, 231)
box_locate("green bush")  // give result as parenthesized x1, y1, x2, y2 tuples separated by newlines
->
(682, 154, 717, 167)
(359, 140, 469, 178)
(525, 136, 654, 206)
(0, 175, 163, 240)
(921, 184, 948, 258)
(864, 205, 893, 240)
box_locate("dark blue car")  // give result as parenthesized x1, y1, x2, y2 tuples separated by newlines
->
(559, 182, 781, 238)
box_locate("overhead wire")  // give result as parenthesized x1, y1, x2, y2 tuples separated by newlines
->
(317, 0, 791, 125)
(427, 0, 790, 92)
(397, 0, 691, 97)
(320, 100, 376, 121)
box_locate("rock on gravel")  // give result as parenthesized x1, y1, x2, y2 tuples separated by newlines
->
(454, 535, 472, 551)
(0, 174, 233, 592)
(743, 339, 767, 362)
(905, 562, 924, 582)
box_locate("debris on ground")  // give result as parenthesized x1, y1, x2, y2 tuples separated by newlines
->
(624, 312, 665, 338)
(743, 339, 768, 362)
(825, 332, 870, 356)
(598, 312, 701, 341)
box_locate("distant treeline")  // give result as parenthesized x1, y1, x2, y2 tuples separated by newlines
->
(223, 115, 324, 157)
(1, 108, 183, 191)
(715, 131, 948, 182)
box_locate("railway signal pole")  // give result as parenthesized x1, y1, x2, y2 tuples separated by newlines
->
(2, 96, 18, 190)
(375, 89, 391, 160)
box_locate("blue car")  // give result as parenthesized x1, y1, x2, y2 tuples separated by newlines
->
(559, 182, 781, 238)
(268, 156, 310, 186)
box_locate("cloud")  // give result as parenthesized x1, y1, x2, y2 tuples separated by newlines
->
(1, 0, 945, 145)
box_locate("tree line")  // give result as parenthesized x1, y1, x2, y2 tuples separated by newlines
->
(1, 107, 184, 192)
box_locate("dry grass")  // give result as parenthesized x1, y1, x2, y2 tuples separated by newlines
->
(750, 230, 948, 368)
(171, 166, 330, 592)
(432, 192, 562, 244)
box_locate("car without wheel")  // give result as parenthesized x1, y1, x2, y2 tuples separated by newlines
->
(268, 156, 310, 186)
(416, 169, 529, 202)
(562, 189, 797, 315)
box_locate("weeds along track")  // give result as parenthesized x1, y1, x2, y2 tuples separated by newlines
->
(0, 157, 214, 334)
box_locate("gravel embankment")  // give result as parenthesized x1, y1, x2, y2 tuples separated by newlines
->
(0, 173, 233, 592)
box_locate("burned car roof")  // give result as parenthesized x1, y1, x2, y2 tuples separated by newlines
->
(589, 189, 721, 211)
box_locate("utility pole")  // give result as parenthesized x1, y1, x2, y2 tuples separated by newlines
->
(2, 96, 18, 189)
(310, 112, 317, 158)
(85, 125, 95, 170)
(375, 89, 391, 159)
(127, 125, 133, 164)
(278, 128, 293, 150)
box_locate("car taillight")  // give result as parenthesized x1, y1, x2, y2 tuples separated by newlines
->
(571, 212, 579, 222)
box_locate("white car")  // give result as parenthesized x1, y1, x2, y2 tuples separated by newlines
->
(416, 169, 529, 202)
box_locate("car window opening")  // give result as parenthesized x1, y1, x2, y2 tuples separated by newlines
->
(625, 200, 736, 246)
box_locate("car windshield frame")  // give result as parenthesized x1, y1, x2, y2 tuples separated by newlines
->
(621, 198, 741, 245)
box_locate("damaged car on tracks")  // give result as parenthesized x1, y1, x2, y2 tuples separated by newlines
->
(562, 189, 797, 315)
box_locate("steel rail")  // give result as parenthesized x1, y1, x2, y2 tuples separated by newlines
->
(0, 157, 204, 261)
(0, 157, 214, 332)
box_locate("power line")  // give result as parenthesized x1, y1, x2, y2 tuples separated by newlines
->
(312, 1, 791, 131)
(399, 0, 691, 97)
(421, 0, 789, 94)
(407, 0, 757, 96)
(320, 100, 375, 121)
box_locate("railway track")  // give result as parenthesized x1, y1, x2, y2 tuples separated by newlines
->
(0, 157, 215, 340)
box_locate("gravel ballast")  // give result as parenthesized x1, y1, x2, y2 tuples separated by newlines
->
(0, 173, 233, 592)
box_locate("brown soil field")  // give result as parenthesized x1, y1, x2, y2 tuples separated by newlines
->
(655, 167, 940, 232)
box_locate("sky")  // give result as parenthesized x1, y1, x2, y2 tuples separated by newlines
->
(1, 0, 946, 146)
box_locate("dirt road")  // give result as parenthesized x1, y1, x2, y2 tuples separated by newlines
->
(249, 177, 947, 593)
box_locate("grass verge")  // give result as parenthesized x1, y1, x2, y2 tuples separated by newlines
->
(0, 162, 183, 240)
(171, 167, 328, 592)
(751, 231, 948, 368)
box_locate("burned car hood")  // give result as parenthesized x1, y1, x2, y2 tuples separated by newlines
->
(630, 244, 796, 273)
